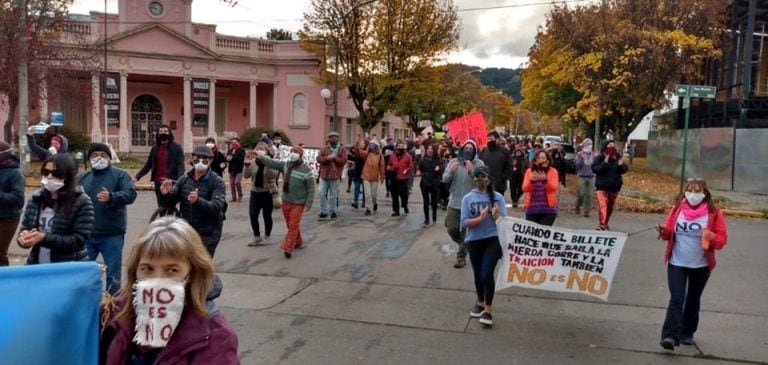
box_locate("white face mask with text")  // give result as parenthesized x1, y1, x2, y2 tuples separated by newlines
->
(132, 278, 186, 348)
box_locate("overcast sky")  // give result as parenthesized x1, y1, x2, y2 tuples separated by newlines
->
(70, 0, 591, 69)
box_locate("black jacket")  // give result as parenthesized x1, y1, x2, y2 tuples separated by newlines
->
(592, 140, 628, 192)
(417, 155, 444, 188)
(210, 149, 227, 177)
(19, 188, 95, 264)
(161, 169, 227, 237)
(510, 149, 528, 180)
(479, 144, 512, 182)
(227, 148, 246, 175)
(77, 165, 137, 235)
(135, 133, 185, 182)
(0, 154, 25, 219)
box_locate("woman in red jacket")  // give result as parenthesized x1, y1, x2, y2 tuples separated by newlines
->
(387, 141, 413, 217)
(655, 178, 727, 351)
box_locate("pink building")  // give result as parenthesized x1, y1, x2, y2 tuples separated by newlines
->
(2, 0, 411, 151)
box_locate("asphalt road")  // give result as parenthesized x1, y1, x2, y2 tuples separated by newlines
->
(9, 188, 768, 364)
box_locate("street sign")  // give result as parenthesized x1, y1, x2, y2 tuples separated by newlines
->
(682, 98, 690, 109)
(675, 85, 689, 97)
(690, 85, 716, 98)
(675, 84, 716, 99)
(50, 111, 63, 126)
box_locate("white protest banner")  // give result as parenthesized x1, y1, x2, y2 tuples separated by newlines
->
(274, 144, 293, 162)
(303, 148, 320, 178)
(132, 278, 185, 348)
(495, 217, 627, 301)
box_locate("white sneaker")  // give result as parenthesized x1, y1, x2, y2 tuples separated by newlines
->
(248, 236, 263, 246)
(262, 236, 272, 245)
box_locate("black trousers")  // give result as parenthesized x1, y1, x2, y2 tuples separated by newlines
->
(249, 191, 273, 237)
(509, 175, 524, 204)
(391, 179, 409, 213)
(661, 264, 710, 342)
(525, 213, 557, 226)
(420, 184, 439, 223)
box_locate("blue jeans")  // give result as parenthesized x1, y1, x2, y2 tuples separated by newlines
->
(661, 264, 710, 342)
(353, 177, 364, 205)
(465, 236, 502, 306)
(319, 178, 340, 214)
(86, 234, 125, 295)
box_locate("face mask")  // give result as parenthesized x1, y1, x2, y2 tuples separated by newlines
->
(474, 176, 489, 188)
(289, 152, 300, 162)
(369, 143, 377, 150)
(538, 161, 549, 168)
(685, 192, 706, 206)
(48, 146, 58, 155)
(205, 143, 215, 149)
(231, 142, 240, 150)
(606, 147, 617, 155)
(194, 160, 209, 171)
(274, 139, 281, 145)
(256, 149, 266, 157)
(487, 140, 496, 147)
(90, 157, 109, 170)
(41, 177, 65, 192)
(158, 134, 170, 142)
(132, 278, 186, 348)
(583, 145, 592, 152)
(396, 148, 405, 155)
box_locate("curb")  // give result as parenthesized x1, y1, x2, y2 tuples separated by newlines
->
(618, 196, 766, 219)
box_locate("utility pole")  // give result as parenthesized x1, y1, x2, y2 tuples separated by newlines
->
(17, 0, 30, 175)
(594, 0, 607, 152)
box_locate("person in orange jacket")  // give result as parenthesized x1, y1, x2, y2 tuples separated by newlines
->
(655, 178, 728, 351)
(522, 150, 559, 226)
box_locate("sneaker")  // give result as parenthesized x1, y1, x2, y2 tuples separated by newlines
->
(262, 236, 272, 245)
(454, 257, 466, 268)
(330, 213, 338, 219)
(422, 222, 429, 228)
(469, 305, 484, 318)
(318, 213, 328, 220)
(680, 337, 695, 346)
(365, 209, 371, 216)
(248, 236, 263, 246)
(373, 203, 378, 212)
(479, 312, 493, 327)
(391, 212, 400, 217)
(351, 203, 358, 209)
(432, 213, 437, 222)
(284, 251, 292, 259)
(385, 192, 390, 198)
(659, 338, 675, 351)
(584, 213, 590, 217)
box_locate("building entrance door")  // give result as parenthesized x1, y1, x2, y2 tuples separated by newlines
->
(131, 94, 163, 147)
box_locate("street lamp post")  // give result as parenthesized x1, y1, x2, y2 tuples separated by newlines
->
(320, 0, 379, 133)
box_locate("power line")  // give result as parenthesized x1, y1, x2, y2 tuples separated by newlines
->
(457, 0, 592, 12)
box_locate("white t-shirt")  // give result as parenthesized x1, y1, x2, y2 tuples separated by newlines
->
(37, 207, 55, 264)
(670, 212, 709, 268)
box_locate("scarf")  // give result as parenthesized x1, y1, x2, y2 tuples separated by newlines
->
(680, 200, 708, 220)
(283, 161, 301, 193)
(329, 143, 340, 156)
(255, 162, 265, 188)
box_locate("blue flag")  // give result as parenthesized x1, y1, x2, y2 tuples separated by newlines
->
(0, 262, 101, 365)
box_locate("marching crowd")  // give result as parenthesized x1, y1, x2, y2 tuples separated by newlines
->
(0, 125, 728, 361)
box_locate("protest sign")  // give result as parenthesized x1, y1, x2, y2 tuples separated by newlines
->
(303, 148, 320, 178)
(445, 112, 488, 148)
(133, 278, 185, 348)
(274, 144, 293, 162)
(495, 217, 627, 301)
(0, 262, 101, 365)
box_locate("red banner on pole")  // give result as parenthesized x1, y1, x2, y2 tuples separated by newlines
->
(445, 112, 488, 148)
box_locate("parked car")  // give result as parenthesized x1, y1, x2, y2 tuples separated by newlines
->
(560, 143, 576, 173)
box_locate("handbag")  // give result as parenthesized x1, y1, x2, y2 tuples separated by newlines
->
(272, 193, 282, 209)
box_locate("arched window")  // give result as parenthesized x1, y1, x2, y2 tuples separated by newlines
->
(291, 93, 308, 127)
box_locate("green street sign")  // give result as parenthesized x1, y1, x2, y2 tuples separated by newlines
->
(682, 98, 690, 109)
(690, 85, 716, 98)
(675, 84, 716, 98)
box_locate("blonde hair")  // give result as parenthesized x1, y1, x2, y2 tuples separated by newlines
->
(114, 217, 214, 322)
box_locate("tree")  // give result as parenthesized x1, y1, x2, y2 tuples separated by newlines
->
(266, 28, 293, 41)
(1, 0, 97, 144)
(300, 0, 460, 132)
(521, 0, 729, 141)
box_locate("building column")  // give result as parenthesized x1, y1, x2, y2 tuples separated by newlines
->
(183, 77, 193, 152)
(272, 82, 279, 130)
(91, 74, 102, 141)
(249, 81, 257, 128)
(39, 76, 48, 120)
(118, 72, 129, 153)
(208, 78, 216, 138)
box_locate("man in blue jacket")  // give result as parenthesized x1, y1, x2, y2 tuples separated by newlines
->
(0, 141, 25, 266)
(78, 143, 137, 294)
